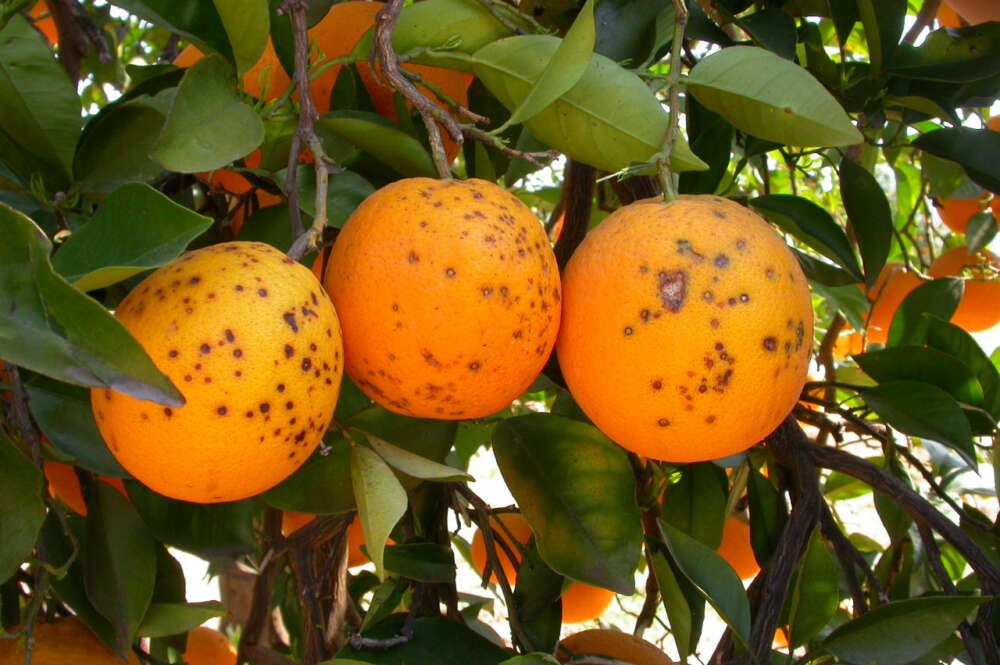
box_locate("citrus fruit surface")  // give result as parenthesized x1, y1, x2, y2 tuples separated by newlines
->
(718, 515, 760, 581)
(0, 617, 141, 665)
(325, 177, 560, 419)
(43, 460, 127, 516)
(865, 264, 924, 345)
(557, 196, 813, 462)
(934, 196, 986, 234)
(183, 626, 236, 665)
(91, 242, 343, 503)
(558, 629, 673, 665)
(929, 246, 1000, 332)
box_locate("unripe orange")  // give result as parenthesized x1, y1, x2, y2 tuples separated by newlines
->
(557, 196, 813, 463)
(91, 242, 343, 503)
(325, 178, 560, 419)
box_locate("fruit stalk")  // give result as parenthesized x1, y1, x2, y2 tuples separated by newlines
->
(657, 0, 688, 202)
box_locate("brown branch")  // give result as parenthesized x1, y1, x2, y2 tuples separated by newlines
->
(818, 502, 883, 613)
(461, 126, 558, 169)
(372, 0, 462, 178)
(236, 508, 285, 665)
(349, 610, 417, 649)
(554, 160, 596, 269)
(903, 0, 942, 44)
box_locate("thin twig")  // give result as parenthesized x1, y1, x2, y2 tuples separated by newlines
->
(461, 126, 558, 168)
(657, 0, 688, 202)
(902, 0, 942, 44)
(818, 502, 884, 612)
(235, 508, 284, 665)
(349, 609, 417, 649)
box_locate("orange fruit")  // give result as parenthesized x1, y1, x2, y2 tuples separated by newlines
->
(865, 264, 924, 345)
(992, 196, 1000, 219)
(325, 178, 560, 419)
(558, 629, 673, 665)
(718, 515, 759, 581)
(28, 2, 58, 44)
(280, 514, 376, 568)
(557, 196, 813, 463)
(832, 326, 865, 360)
(183, 626, 236, 665)
(0, 617, 141, 665)
(933, 196, 987, 234)
(469, 512, 614, 623)
(942, 0, 1000, 24)
(772, 627, 790, 649)
(938, 2, 963, 27)
(988, 116, 1000, 133)
(43, 461, 127, 516)
(90, 242, 343, 503)
(928, 246, 1000, 332)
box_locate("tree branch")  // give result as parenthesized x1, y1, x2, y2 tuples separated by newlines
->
(236, 508, 285, 665)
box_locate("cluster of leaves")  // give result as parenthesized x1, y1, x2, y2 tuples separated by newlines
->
(1, 1, 1000, 665)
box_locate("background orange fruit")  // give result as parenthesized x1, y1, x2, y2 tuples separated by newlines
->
(325, 177, 560, 419)
(557, 196, 813, 463)
(0, 617, 141, 665)
(929, 246, 1000, 332)
(938, 2, 963, 27)
(560, 582, 614, 624)
(942, 0, 1000, 24)
(865, 264, 924, 345)
(934, 196, 987, 234)
(717, 515, 760, 581)
(28, 2, 57, 44)
(43, 460, 127, 516)
(557, 629, 674, 665)
(281, 513, 378, 568)
(91, 242, 343, 503)
(183, 626, 236, 665)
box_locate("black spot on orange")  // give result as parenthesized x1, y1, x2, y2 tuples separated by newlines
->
(283, 312, 298, 333)
(225, 329, 235, 342)
(657, 418, 671, 427)
(285, 401, 294, 410)
(168, 350, 179, 358)
(408, 251, 420, 264)
(651, 380, 663, 390)
(235, 285, 244, 292)
(739, 293, 750, 303)
(200, 343, 211, 354)
(763, 337, 778, 352)
(189, 276, 201, 285)
(258, 288, 268, 298)
(163, 407, 173, 418)
(301, 358, 312, 372)
(445, 268, 456, 278)
(714, 254, 730, 269)
(640, 309, 651, 322)
(260, 403, 270, 414)
(658, 270, 687, 313)
(468, 361, 480, 371)
(706, 415, 717, 423)
(245, 411, 254, 418)
(217, 406, 228, 416)
(285, 345, 295, 358)
(184, 374, 192, 382)
(623, 326, 634, 337)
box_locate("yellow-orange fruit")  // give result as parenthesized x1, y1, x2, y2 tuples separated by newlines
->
(0, 617, 141, 665)
(938, 2, 963, 27)
(183, 626, 236, 665)
(557, 196, 813, 463)
(43, 461, 127, 516)
(28, 2, 57, 44)
(929, 246, 1000, 332)
(325, 178, 560, 419)
(943, 0, 1000, 24)
(91, 242, 343, 503)
(718, 515, 760, 581)
(866, 264, 924, 345)
(933, 196, 987, 234)
(470, 512, 613, 623)
(832, 326, 865, 360)
(281, 514, 375, 568)
(988, 116, 1000, 134)
(772, 627, 790, 650)
(558, 629, 673, 665)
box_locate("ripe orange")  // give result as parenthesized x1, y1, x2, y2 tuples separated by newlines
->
(281, 513, 375, 568)
(469, 512, 614, 624)
(557, 629, 673, 665)
(865, 263, 924, 345)
(325, 178, 560, 419)
(928, 246, 1000, 332)
(557, 196, 812, 463)
(183, 626, 236, 665)
(718, 515, 760, 581)
(988, 116, 1000, 133)
(938, 2, 963, 27)
(933, 196, 987, 234)
(90, 242, 343, 503)
(772, 627, 790, 649)
(43, 460, 127, 516)
(942, 0, 1000, 24)
(28, 2, 57, 44)
(0, 617, 141, 665)
(832, 326, 865, 360)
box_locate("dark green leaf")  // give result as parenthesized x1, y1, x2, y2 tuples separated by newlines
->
(874, 464, 913, 546)
(686, 46, 862, 147)
(0, 205, 184, 406)
(594, 0, 672, 66)
(890, 23, 1000, 82)
(334, 615, 512, 664)
(213, 0, 269, 76)
(0, 15, 80, 190)
(913, 127, 1000, 195)
(860, 381, 975, 465)
(925, 318, 1000, 419)
(886, 278, 962, 347)
(855, 346, 985, 408)
(737, 9, 797, 60)
(679, 94, 734, 196)
(0, 430, 45, 584)
(150, 55, 264, 173)
(658, 521, 751, 647)
(822, 596, 990, 665)
(290, 169, 375, 226)
(967, 211, 998, 255)
(787, 529, 838, 647)
(74, 99, 168, 192)
(840, 159, 893, 287)
(358, 580, 406, 634)
(855, 0, 906, 73)
(512, 542, 563, 653)
(382, 543, 456, 583)
(660, 462, 727, 549)
(794, 250, 863, 287)
(108, 0, 233, 64)
(84, 483, 157, 656)
(649, 549, 700, 660)
(352, 444, 407, 579)
(492, 414, 642, 595)
(747, 467, 786, 567)
(317, 112, 436, 178)
(137, 601, 225, 638)
(263, 430, 355, 514)
(53, 184, 212, 291)
(366, 435, 471, 483)
(750, 195, 863, 279)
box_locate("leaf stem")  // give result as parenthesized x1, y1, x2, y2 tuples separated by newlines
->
(658, 0, 688, 203)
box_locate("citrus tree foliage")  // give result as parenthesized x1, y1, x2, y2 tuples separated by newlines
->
(1, 1, 1000, 665)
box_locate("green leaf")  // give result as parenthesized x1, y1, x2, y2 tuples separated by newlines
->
(887, 278, 962, 347)
(74, 98, 168, 192)
(492, 414, 642, 595)
(649, 549, 698, 660)
(473, 35, 705, 173)
(658, 521, 751, 648)
(213, 0, 269, 76)
(365, 434, 471, 482)
(137, 601, 225, 638)
(0, 15, 80, 190)
(288, 169, 375, 226)
(925, 318, 1000, 419)
(0, 205, 184, 407)
(890, 23, 1000, 82)
(787, 529, 838, 647)
(0, 430, 45, 584)
(686, 46, 862, 147)
(390, 0, 513, 73)
(737, 9, 797, 61)
(660, 462, 727, 549)
(84, 483, 157, 656)
(334, 615, 512, 664)
(855, 346, 985, 408)
(26, 376, 127, 477)
(109, 0, 233, 64)
(358, 580, 406, 634)
(967, 211, 998, 255)
(351, 444, 407, 580)
(52, 184, 212, 292)
(263, 430, 356, 514)
(750, 195, 863, 279)
(855, 0, 906, 73)
(840, 159, 893, 288)
(382, 543, 456, 583)
(593, 0, 673, 66)
(822, 596, 990, 665)
(747, 467, 786, 567)
(860, 381, 975, 465)
(498, 0, 595, 131)
(498, 656, 559, 665)
(512, 542, 563, 653)
(150, 55, 264, 173)
(913, 127, 1000, 195)
(317, 111, 437, 178)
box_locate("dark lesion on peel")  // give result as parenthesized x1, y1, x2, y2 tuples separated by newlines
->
(657, 270, 688, 313)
